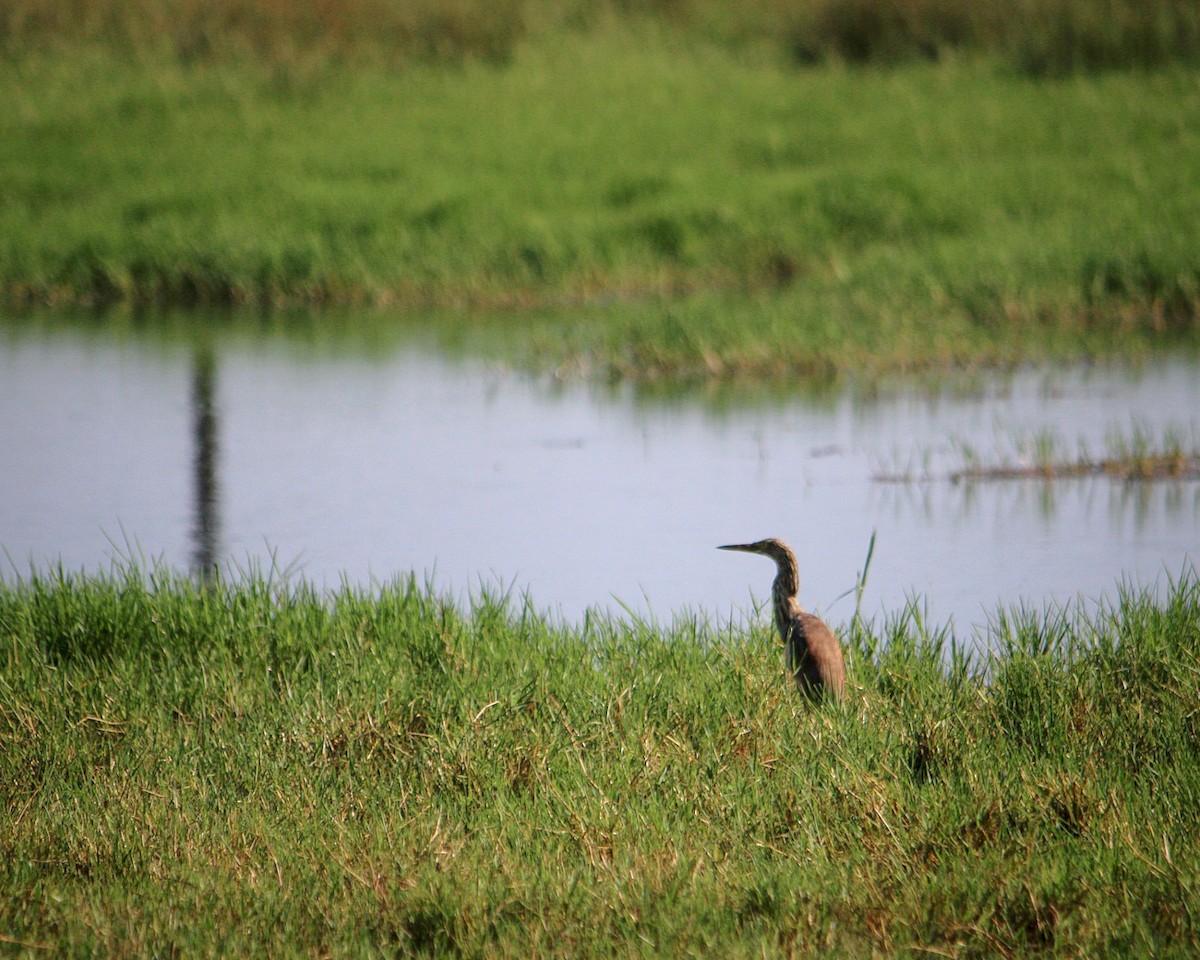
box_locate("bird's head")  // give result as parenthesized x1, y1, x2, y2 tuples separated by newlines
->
(718, 538, 796, 567)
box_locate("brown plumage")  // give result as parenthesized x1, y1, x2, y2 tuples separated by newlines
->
(719, 538, 845, 702)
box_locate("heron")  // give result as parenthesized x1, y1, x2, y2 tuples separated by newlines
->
(719, 538, 845, 702)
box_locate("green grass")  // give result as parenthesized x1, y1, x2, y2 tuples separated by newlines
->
(2, 31, 1200, 382)
(2, 564, 1199, 956)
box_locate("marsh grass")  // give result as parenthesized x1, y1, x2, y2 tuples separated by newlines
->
(2, 563, 1198, 956)
(975, 425, 1199, 481)
(873, 424, 1200, 483)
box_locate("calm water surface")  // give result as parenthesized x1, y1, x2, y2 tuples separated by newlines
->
(2, 319, 1197, 637)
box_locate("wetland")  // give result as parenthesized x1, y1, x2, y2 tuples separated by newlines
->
(4, 5, 1200, 955)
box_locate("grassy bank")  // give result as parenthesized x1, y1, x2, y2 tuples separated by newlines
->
(4, 34, 1200, 380)
(1, 566, 1199, 956)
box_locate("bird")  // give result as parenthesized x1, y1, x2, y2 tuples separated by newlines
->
(719, 538, 845, 702)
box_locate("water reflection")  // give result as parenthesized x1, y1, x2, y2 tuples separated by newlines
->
(1, 312, 1197, 634)
(190, 344, 221, 582)
(872, 474, 1199, 531)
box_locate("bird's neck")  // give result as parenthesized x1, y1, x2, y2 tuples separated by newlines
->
(771, 565, 800, 637)
(772, 565, 799, 602)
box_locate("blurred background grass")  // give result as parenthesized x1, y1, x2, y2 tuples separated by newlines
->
(3, 0, 1199, 73)
(3, 0, 1198, 377)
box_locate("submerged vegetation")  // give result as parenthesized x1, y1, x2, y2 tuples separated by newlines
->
(1, 565, 1199, 956)
(876, 424, 1200, 483)
(2, 1, 1200, 381)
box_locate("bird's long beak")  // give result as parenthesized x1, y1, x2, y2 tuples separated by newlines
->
(718, 543, 755, 552)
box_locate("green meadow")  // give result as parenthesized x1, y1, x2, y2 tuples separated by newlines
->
(1, 566, 1198, 957)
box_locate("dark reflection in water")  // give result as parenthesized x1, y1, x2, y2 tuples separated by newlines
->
(190, 345, 220, 583)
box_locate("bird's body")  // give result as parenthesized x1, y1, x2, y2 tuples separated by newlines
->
(719, 538, 845, 702)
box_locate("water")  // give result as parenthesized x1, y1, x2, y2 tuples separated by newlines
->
(2, 317, 1197, 638)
